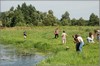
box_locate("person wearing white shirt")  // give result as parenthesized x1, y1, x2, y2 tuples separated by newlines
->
(62, 31, 67, 44)
(77, 35, 84, 52)
(87, 32, 94, 43)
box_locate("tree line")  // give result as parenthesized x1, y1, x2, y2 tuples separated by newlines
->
(0, 2, 99, 27)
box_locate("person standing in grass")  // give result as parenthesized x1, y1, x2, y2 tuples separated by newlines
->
(23, 31, 27, 39)
(73, 34, 80, 52)
(62, 31, 67, 44)
(54, 28, 59, 39)
(87, 32, 94, 43)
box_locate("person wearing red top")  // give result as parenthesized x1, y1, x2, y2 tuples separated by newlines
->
(54, 28, 59, 39)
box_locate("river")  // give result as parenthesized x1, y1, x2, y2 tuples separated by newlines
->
(0, 44, 45, 66)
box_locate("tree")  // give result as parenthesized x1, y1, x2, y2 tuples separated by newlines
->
(0, 11, 14, 27)
(2, 2, 99, 27)
(62, 11, 70, 19)
(60, 11, 71, 26)
(48, 10, 53, 15)
(77, 17, 86, 26)
(61, 19, 69, 26)
(14, 10, 25, 26)
(71, 18, 77, 26)
(43, 10, 57, 26)
(31, 12, 39, 26)
(10, 6, 14, 11)
(89, 13, 99, 26)
(0, 12, 8, 27)
(17, 5, 21, 10)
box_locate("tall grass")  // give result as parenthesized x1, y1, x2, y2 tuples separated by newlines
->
(0, 26, 99, 65)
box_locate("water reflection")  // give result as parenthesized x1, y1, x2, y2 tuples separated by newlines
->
(0, 44, 45, 66)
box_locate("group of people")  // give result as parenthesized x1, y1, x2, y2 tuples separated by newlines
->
(23, 28, 100, 53)
(54, 28, 67, 44)
(54, 28, 100, 52)
(54, 28, 84, 52)
(87, 29, 100, 43)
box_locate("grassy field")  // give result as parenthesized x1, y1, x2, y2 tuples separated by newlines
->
(0, 26, 99, 66)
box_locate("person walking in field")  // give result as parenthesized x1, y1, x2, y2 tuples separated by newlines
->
(54, 28, 59, 39)
(62, 31, 67, 44)
(23, 31, 27, 39)
(87, 32, 94, 43)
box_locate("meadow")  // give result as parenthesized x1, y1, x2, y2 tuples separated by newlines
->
(0, 26, 99, 66)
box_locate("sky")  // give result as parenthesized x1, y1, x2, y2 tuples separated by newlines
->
(0, 0, 99, 20)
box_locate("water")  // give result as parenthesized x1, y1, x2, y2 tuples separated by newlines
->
(0, 44, 45, 66)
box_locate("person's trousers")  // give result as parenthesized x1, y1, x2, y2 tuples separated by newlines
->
(55, 34, 59, 38)
(79, 42, 84, 52)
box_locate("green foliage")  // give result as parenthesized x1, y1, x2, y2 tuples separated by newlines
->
(71, 18, 77, 26)
(10, 6, 14, 11)
(60, 11, 71, 26)
(89, 13, 99, 26)
(14, 10, 25, 26)
(61, 11, 70, 19)
(61, 19, 69, 26)
(0, 3, 99, 27)
(0, 26, 99, 65)
(77, 17, 86, 26)
(42, 10, 58, 26)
